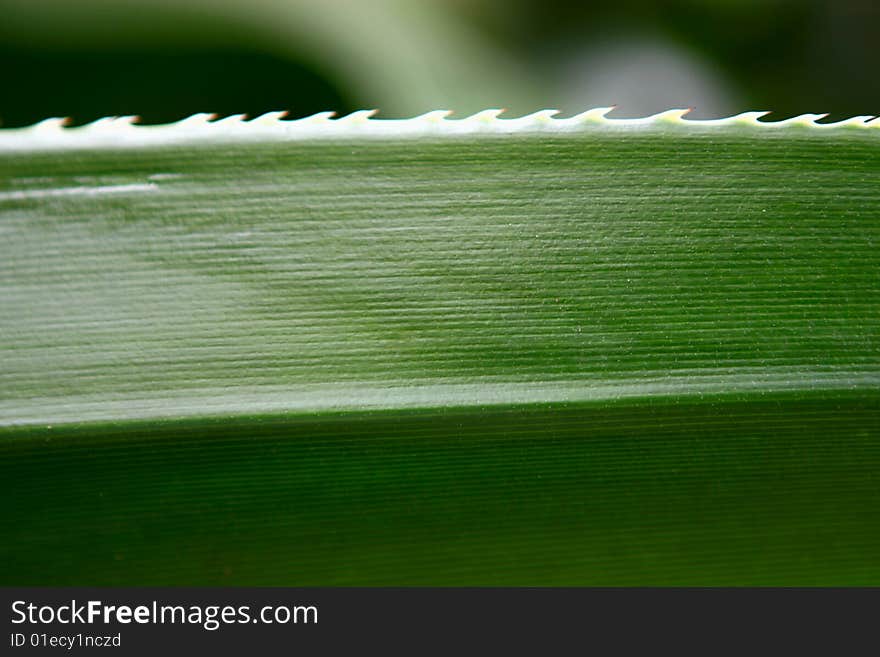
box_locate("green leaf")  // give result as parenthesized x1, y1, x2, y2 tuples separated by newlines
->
(1, 110, 878, 584)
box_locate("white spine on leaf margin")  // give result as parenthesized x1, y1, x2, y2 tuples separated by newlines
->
(0, 108, 877, 151)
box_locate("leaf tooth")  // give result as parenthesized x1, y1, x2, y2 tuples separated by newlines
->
(297, 111, 337, 123)
(29, 117, 71, 132)
(81, 116, 119, 130)
(213, 113, 248, 125)
(249, 111, 289, 125)
(599, 108, 693, 126)
(772, 113, 829, 127)
(519, 109, 560, 123)
(463, 109, 505, 122)
(413, 110, 454, 123)
(555, 107, 615, 125)
(91, 116, 140, 134)
(811, 115, 875, 129)
(647, 108, 693, 124)
(490, 109, 559, 132)
(715, 111, 771, 126)
(337, 109, 379, 123)
(174, 113, 218, 129)
(841, 115, 875, 127)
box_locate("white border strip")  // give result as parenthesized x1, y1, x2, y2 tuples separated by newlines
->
(1, 108, 877, 152)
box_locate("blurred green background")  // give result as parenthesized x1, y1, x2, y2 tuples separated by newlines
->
(0, 0, 877, 125)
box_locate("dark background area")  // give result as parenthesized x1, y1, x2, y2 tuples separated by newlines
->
(0, 0, 877, 126)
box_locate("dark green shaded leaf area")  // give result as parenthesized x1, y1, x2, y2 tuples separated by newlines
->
(2, 393, 879, 585)
(1, 127, 878, 584)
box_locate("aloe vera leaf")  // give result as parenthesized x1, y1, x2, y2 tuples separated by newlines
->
(1, 110, 878, 584)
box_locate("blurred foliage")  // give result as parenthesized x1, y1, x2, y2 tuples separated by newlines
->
(0, 0, 877, 126)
